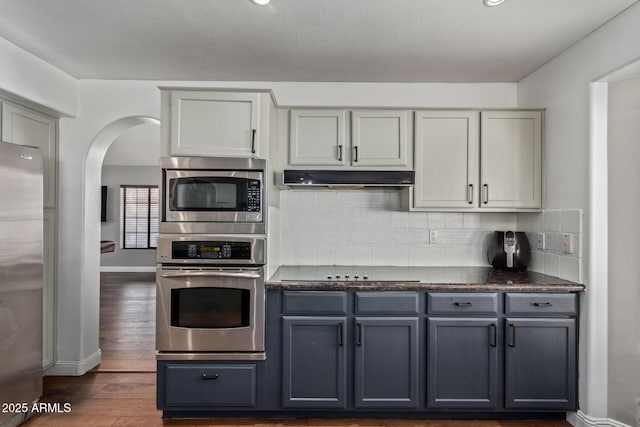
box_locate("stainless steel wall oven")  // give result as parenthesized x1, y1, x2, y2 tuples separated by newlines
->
(156, 236, 265, 357)
(160, 157, 266, 234)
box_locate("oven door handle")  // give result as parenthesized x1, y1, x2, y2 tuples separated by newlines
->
(159, 271, 262, 279)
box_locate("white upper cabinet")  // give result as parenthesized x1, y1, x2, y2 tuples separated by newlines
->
(289, 109, 346, 166)
(351, 110, 408, 167)
(480, 111, 542, 210)
(1, 101, 57, 208)
(288, 109, 411, 169)
(413, 111, 479, 209)
(166, 90, 267, 158)
(410, 109, 542, 212)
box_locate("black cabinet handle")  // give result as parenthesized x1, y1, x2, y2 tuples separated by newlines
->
(468, 184, 474, 204)
(201, 373, 219, 380)
(354, 146, 359, 162)
(509, 324, 516, 347)
(483, 184, 489, 204)
(454, 302, 473, 307)
(337, 145, 343, 161)
(357, 322, 362, 346)
(338, 323, 344, 346)
(533, 302, 553, 307)
(251, 129, 256, 154)
(490, 324, 497, 347)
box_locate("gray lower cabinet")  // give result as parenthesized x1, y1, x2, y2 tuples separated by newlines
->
(282, 316, 347, 408)
(427, 318, 498, 409)
(354, 317, 419, 408)
(504, 318, 576, 409)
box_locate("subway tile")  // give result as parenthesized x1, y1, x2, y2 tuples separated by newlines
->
(427, 212, 446, 228)
(409, 212, 428, 229)
(408, 247, 428, 266)
(316, 190, 337, 206)
(544, 253, 560, 277)
(561, 209, 582, 234)
(425, 246, 448, 266)
(559, 256, 581, 283)
(445, 246, 463, 266)
(353, 246, 372, 266)
(334, 246, 354, 266)
(445, 213, 464, 229)
(462, 246, 488, 266)
(529, 250, 545, 273)
(391, 211, 409, 229)
(316, 246, 336, 265)
(463, 213, 482, 229)
(389, 246, 409, 266)
(544, 210, 562, 232)
(371, 246, 391, 265)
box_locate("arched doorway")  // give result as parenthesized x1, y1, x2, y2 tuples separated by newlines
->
(80, 116, 160, 371)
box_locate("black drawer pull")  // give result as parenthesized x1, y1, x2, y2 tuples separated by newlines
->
(357, 322, 362, 346)
(201, 373, 219, 380)
(490, 324, 497, 347)
(509, 324, 516, 347)
(533, 302, 553, 307)
(338, 323, 344, 346)
(454, 302, 473, 307)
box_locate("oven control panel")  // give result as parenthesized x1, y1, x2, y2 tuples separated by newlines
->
(172, 241, 252, 260)
(247, 180, 261, 212)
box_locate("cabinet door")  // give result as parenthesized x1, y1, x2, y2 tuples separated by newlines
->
(354, 317, 419, 408)
(414, 111, 479, 209)
(282, 316, 347, 408)
(480, 111, 542, 209)
(505, 318, 576, 409)
(427, 318, 498, 409)
(170, 91, 260, 157)
(351, 110, 409, 167)
(42, 211, 56, 369)
(289, 109, 346, 166)
(1, 101, 57, 208)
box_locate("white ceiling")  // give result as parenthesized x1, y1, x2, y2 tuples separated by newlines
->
(0, 0, 637, 83)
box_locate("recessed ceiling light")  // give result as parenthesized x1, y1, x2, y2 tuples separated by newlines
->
(251, 0, 270, 5)
(483, 0, 505, 6)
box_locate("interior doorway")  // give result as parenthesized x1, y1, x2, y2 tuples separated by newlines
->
(81, 116, 160, 372)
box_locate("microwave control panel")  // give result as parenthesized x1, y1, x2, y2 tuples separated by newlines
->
(247, 180, 261, 212)
(172, 241, 252, 260)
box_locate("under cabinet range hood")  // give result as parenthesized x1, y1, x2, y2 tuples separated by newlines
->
(282, 169, 415, 188)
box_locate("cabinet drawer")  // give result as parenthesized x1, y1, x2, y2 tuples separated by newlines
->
(164, 364, 256, 407)
(283, 291, 347, 315)
(355, 292, 419, 314)
(428, 293, 499, 315)
(505, 293, 577, 316)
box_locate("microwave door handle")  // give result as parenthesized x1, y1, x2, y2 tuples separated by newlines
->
(159, 271, 262, 279)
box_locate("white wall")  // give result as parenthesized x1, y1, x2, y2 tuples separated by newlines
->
(0, 36, 77, 117)
(607, 76, 640, 427)
(518, 2, 640, 424)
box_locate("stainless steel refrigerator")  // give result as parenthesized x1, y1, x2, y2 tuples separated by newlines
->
(0, 142, 43, 426)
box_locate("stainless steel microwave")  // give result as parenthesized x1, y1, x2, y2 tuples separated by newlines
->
(160, 157, 266, 234)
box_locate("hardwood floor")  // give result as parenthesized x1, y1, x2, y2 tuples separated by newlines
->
(21, 272, 570, 426)
(95, 272, 156, 372)
(23, 372, 571, 426)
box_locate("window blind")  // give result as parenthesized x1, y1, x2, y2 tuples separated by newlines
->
(121, 185, 159, 249)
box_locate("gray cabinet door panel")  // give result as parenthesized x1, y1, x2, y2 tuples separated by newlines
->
(164, 364, 256, 407)
(427, 318, 498, 409)
(354, 317, 419, 408)
(283, 291, 347, 315)
(282, 316, 347, 408)
(355, 292, 419, 314)
(505, 318, 576, 409)
(428, 293, 499, 315)
(505, 293, 577, 316)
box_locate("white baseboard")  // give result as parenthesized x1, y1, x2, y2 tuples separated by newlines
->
(45, 349, 101, 376)
(100, 266, 156, 273)
(568, 410, 633, 427)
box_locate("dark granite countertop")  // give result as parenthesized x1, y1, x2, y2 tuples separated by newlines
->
(266, 266, 585, 292)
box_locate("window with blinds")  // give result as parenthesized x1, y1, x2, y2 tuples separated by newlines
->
(121, 185, 159, 249)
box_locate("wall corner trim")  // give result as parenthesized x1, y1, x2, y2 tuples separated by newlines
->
(569, 410, 633, 427)
(45, 349, 101, 376)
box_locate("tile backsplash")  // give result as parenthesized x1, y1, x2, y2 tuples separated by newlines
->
(279, 190, 583, 283)
(280, 189, 517, 267)
(517, 209, 583, 283)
